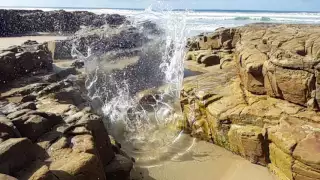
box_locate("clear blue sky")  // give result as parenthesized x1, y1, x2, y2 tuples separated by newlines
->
(1, 0, 320, 12)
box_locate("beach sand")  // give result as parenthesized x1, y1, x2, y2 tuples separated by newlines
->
(130, 136, 275, 180)
(0, 35, 67, 49)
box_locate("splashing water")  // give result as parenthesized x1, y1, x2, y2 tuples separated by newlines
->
(72, 3, 194, 166)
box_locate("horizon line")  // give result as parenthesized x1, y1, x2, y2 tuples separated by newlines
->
(1, 6, 320, 13)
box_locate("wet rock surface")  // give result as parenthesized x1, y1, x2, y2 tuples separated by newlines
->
(183, 24, 320, 180)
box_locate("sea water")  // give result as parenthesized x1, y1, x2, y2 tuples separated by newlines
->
(5, 7, 320, 36)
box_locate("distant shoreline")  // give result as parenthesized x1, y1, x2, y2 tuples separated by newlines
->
(1, 6, 320, 13)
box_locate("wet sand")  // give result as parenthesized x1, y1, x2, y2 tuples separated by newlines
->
(0, 35, 67, 49)
(131, 137, 275, 180)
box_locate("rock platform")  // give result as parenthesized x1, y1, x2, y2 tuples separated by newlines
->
(183, 24, 320, 180)
(0, 41, 133, 180)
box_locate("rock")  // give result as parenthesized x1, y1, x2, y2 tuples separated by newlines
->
(0, 41, 53, 84)
(200, 54, 220, 67)
(0, 103, 18, 115)
(293, 132, 320, 169)
(0, 138, 38, 175)
(15, 161, 58, 180)
(49, 152, 106, 180)
(263, 61, 315, 106)
(105, 154, 133, 180)
(36, 130, 63, 150)
(77, 113, 115, 165)
(0, 9, 126, 37)
(238, 48, 267, 95)
(182, 24, 320, 180)
(0, 51, 16, 83)
(195, 51, 212, 63)
(228, 125, 267, 165)
(71, 135, 95, 154)
(0, 117, 20, 143)
(292, 160, 320, 180)
(0, 174, 17, 180)
(17, 102, 37, 111)
(15, 51, 35, 73)
(6, 109, 31, 120)
(21, 95, 36, 103)
(269, 143, 294, 180)
(12, 114, 62, 142)
(52, 87, 85, 106)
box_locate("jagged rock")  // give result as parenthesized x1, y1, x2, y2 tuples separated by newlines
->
(12, 114, 62, 142)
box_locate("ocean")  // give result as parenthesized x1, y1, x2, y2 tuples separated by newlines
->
(3, 7, 320, 36)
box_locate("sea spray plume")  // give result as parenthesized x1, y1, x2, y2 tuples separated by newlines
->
(72, 4, 190, 165)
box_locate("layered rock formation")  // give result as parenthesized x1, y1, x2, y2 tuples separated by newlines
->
(183, 24, 320, 180)
(0, 41, 134, 180)
(0, 9, 126, 37)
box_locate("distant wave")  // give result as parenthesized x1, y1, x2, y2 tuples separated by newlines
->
(2, 7, 320, 35)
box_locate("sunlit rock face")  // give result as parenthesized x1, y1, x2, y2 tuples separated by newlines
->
(183, 24, 320, 180)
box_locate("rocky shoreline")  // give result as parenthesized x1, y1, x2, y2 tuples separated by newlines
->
(183, 24, 320, 180)
(0, 8, 319, 180)
(0, 9, 126, 37)
(0, 40, 134, 180)
(0, 10, 135, 180)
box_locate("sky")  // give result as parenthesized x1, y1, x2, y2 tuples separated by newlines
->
(1, 0, 320, 12)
